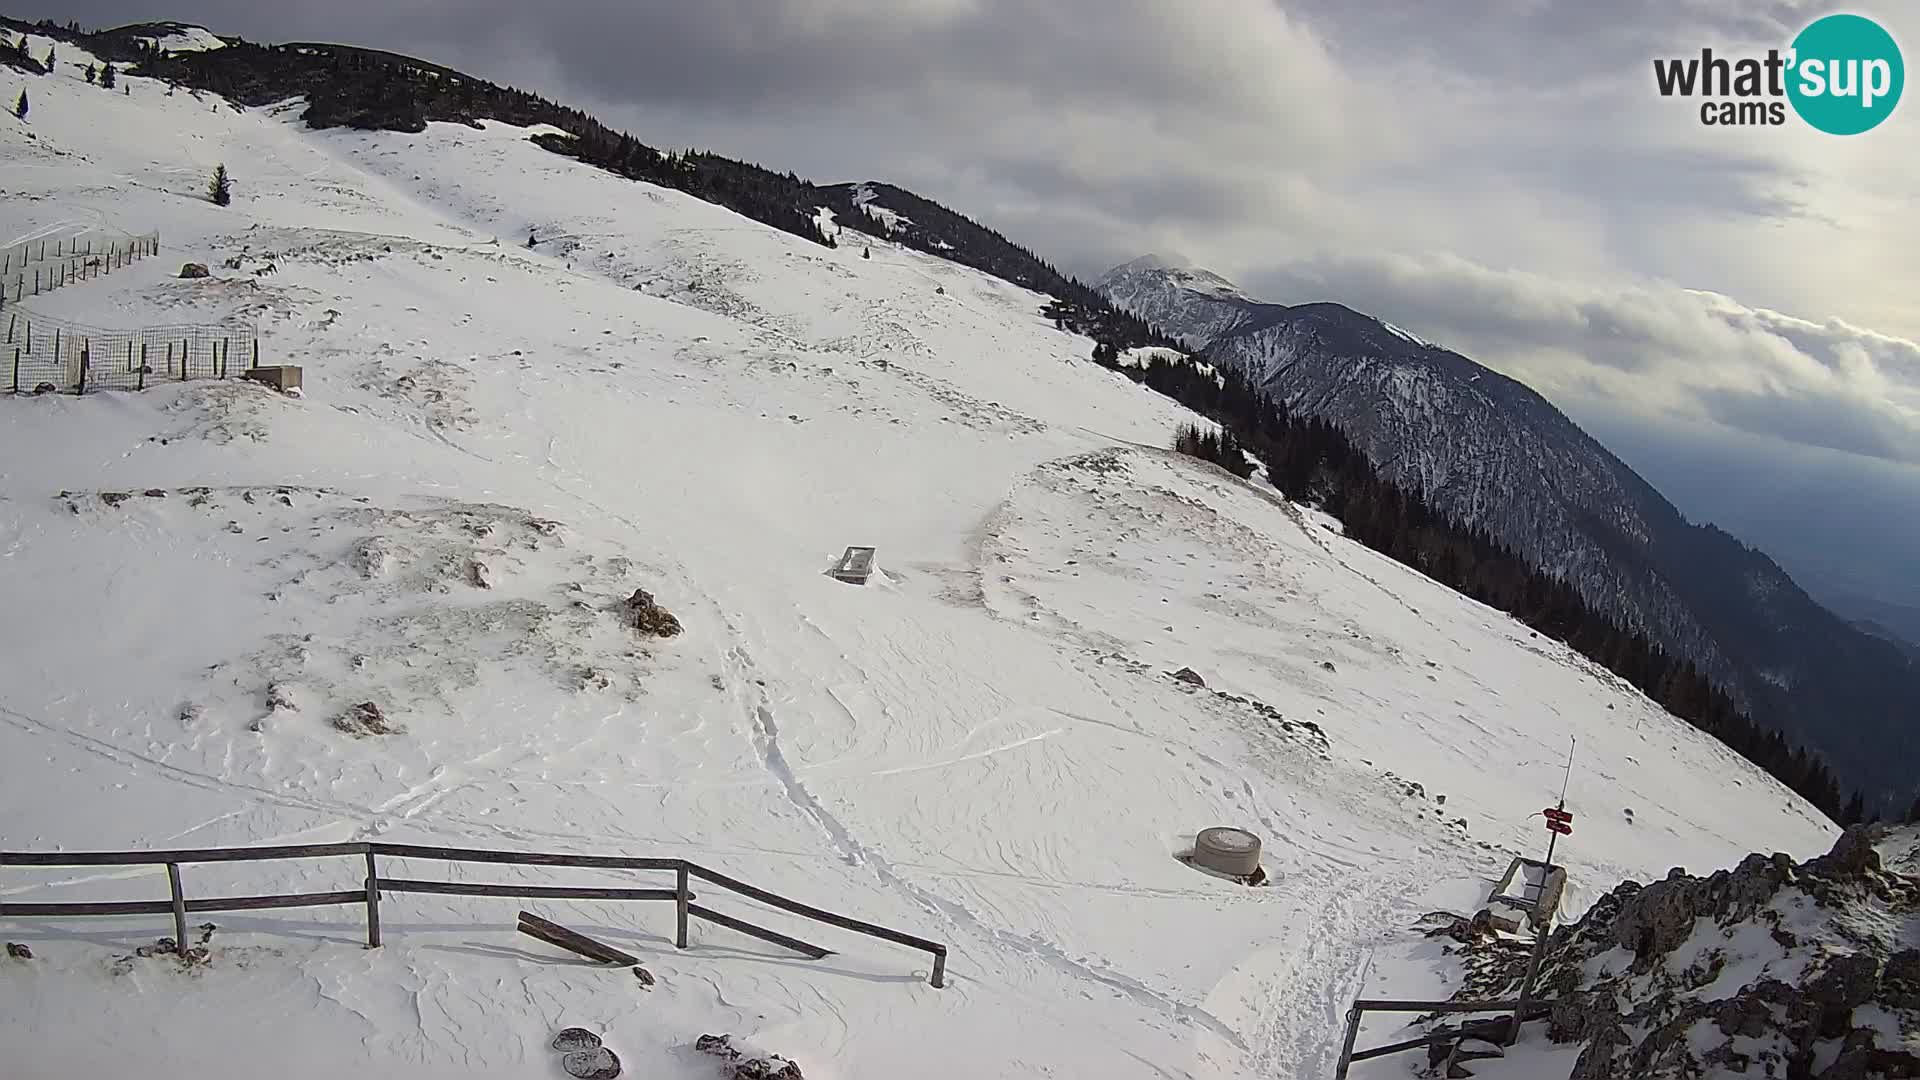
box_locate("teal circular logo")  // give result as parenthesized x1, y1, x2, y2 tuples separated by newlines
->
(1787, 14, 1903, 134)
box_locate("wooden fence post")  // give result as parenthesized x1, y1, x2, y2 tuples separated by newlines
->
(138, 344, 147, 391)
(1332, 1004, 1364, 1080)
(180, 339, 187, 380)
(252, 338, 259, 370)
(222, 338, 230, 378)
(931, 947, 947, 989)
(77, 344, 88, 395)
(166, 863, 189, 957)
(364, 851, 382, 948)
(675, 864, 690, 949)
(10, 347, 18, 393)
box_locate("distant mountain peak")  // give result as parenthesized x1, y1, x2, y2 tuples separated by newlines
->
(1095, 256, 1258, 347)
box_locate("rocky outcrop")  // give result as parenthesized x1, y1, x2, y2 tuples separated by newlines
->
(1500, 826, 1920, 1079)
(1429, 827, 1920, 1078)
(621, 589, 682, 638)
(1170, 666, 1206, 687)
(695, 1035, 804, 1080)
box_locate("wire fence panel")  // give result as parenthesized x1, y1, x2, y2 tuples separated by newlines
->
(0, 232, 163, 311)
(4, 310, 257, 395)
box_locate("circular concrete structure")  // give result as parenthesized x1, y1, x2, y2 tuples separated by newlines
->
(1193, 827, 1262, 877)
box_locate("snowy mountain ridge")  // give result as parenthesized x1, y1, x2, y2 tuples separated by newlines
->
(0, 24, 1840, 1080)
(1095, 258, 1920, 812)
(1096, 255, 1261, 348)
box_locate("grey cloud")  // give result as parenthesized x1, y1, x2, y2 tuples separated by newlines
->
(1243, 252, 1920, 465)
(35, 2, 1920, 483)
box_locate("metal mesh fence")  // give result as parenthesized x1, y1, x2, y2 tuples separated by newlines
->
(0, 232, 164, 309)
(3, 310, 258, 395)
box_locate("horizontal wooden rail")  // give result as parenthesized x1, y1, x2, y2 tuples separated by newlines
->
(1350, 998, 1526, 1014)
(369, 843, 682, 871)
(688, 902, 832, 960)
(0, 842, 368, 866)
(1333, 998, 1533, 1079)
(0, 842, 948, 986)
(1, 890, 367, 918)
(688, 864, 948, 958)
(517, 910, 638, 966)
(380, 878, 680, 903)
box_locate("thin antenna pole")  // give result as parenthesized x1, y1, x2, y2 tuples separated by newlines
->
(1544, 737, 1576, 868)
(1558, 737, 1576, 807)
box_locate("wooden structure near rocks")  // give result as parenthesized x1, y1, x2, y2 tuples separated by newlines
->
(1488, 856, 1568, 927)
(0, 840, 947, 987)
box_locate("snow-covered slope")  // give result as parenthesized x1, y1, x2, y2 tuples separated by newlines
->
(1095, 259, 1920, 812)
(0, 40, 1837, 1080)
(131, 22, 227, 53)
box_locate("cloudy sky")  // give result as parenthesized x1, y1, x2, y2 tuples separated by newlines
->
(38, 0, 1920, 622)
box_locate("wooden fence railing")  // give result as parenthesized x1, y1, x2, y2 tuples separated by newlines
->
(0, 841, 948, 987)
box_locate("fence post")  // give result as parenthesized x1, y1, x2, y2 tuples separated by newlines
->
(675, 864, 690, 949)
(10, 348, 17, 393)
(1333, 1004, 1363, 1080)
(1508, 922, 1552, 1045)
(364, 850, 382, 948)
(78, 344, 89, 395)
(222, 338, 230, 378)
(166, 863, 189, 958)
(181, 339, 187, 381)
(138, 344, 147, 391)
(931, 946, 947, 989)
(252, 338, 259, 370)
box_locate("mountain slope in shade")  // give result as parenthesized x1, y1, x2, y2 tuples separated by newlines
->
(1095, 254, 1262, 348)
(1098, 261, 1920, 809)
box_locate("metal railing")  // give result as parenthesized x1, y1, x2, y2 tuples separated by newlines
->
(0, 841, 948, 987)
(1332, 997, 1545, 1078)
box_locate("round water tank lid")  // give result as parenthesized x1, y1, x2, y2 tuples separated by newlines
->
(1198, 827, 1259, 853)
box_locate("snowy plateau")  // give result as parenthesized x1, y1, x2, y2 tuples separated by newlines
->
(0, 34, 1838, 1080)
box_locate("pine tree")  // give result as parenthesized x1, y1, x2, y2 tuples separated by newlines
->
(13, 88, 26, 120)
(208, 163, 232, 206)
(44, 45, 55, 73)
(1841, 791, 1866, 827)
(100, 63, 116, 90)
